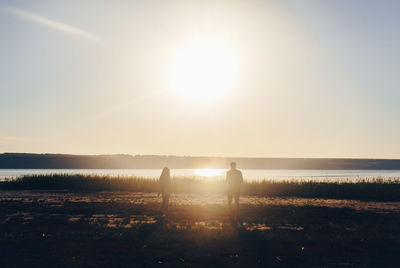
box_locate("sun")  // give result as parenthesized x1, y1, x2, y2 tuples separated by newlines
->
(169, 39, 239, 102)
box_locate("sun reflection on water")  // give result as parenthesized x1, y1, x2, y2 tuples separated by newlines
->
(194, 169, 226, 177)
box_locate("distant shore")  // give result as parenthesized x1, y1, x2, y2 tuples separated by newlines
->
(3, 153, 400, 169)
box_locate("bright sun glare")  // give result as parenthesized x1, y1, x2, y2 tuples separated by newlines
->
(195, 169, 225, 177)
(169, 39, 239, 102)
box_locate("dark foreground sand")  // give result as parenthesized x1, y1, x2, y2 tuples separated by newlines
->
(0, 191, 399, 267)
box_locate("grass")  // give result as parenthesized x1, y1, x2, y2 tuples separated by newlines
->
(1, 174, 400, 201)
(0, 191, 399, 267)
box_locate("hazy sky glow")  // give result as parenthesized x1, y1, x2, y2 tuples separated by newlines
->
(1, 0, 400, 158)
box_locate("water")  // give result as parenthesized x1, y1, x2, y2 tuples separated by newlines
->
(1, 169, 400, 182)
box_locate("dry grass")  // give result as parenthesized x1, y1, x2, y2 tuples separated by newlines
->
(1, 174, 400, 201)
(0, 190, 399, 267)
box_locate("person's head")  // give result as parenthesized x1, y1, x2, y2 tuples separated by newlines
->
(161, 167, 170, 177)
(230, 162, 237, 169)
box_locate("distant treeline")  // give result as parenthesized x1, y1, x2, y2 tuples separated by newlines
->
(1, 153, 400, 170)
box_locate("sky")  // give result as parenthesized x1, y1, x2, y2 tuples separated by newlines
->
(1, 0, 400, 158)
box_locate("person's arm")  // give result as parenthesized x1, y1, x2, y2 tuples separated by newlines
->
(239, 171, 243, 184)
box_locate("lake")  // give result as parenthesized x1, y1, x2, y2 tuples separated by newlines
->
(1, 169, 400, 182)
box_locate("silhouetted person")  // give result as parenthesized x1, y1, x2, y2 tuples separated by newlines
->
(159, 167, 171, 212)
(226, 162, 243, 210)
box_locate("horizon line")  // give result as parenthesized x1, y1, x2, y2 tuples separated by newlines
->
(1, 152, 400, 161)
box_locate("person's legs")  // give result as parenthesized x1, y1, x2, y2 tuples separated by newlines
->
(234, 192, 240, 209)
(228, 191, 233, 209)
(161, 195, 165, 211)
(161, 192, 169, 212)
(165, 193, 170, 211)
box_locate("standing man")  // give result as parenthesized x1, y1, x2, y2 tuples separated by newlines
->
(226, 162, 243, 210)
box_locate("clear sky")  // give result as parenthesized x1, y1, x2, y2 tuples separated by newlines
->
(1, 0, 400, 158)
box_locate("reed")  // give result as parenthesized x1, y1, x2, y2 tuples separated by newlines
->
(1, 174, 399, 201)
